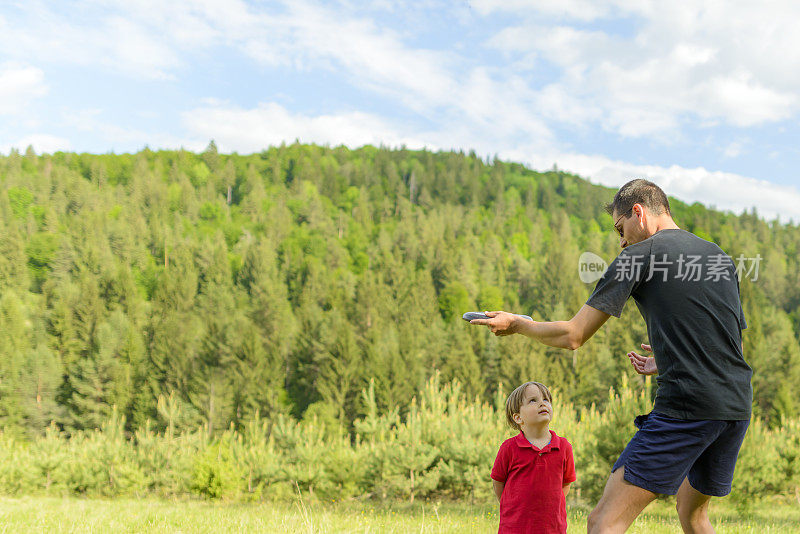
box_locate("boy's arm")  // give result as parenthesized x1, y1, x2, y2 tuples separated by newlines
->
(471, 304, 610, 350)
(492, 480, 504, 502)
(562, 441, 576, 500)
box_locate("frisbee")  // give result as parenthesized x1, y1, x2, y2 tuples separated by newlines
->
(462, 312, 533, 322)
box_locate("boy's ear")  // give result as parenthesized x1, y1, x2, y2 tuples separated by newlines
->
(513, 413, 522, 424)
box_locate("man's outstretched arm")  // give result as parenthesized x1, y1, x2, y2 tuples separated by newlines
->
(470, 304, 610, 350)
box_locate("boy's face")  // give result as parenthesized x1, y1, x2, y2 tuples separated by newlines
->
(513, 384, 552, 428)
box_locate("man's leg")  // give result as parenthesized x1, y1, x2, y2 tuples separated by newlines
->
(587, 467, 657, 534)
(676, 477, 715, 534)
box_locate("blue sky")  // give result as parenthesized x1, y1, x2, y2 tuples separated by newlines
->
(2, 0, 800, 221)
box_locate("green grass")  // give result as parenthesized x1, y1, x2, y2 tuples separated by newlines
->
(0, 496, 797, 533)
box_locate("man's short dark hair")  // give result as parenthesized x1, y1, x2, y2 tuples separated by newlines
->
(605, 179, 671, 217)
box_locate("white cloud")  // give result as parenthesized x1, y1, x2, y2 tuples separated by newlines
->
(472, 0, 611, 20)
(0, 62, 47, 115)
(1, 134, 70, 154)
(456, 68, 553, 142)
(483, 2, 800, 137)
(1, 2, 558, 155)
(180, 94, 563, 168)
(277, 1, 458, 112)
(604, 107, 679, 140)
(102, 16, 181, 79)
(61, 108, 200, 152)
(0, 1, 461, 104)
(0, 3, 181, 79)
(696, 74, 794, 127)
(182, 102, 429, 153)
(722, 140, 744, 159)
(63, 108, 103, 131)
(4, 1, 800, 143)
(536, 84, 603, 127)
(537, 152, 800, 223)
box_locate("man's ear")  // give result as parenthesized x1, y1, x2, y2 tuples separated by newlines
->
(632, 203, 646, 226)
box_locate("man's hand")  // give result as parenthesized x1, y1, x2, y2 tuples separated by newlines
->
(470, 311, 520, 336)
(628, 343, 658, 375)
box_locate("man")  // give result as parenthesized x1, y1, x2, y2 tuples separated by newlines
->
(471, 179, 752, 533)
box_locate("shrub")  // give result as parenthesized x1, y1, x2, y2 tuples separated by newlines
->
(0, 376, 794, 505)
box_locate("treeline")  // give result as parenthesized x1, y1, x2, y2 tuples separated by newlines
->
(0, 376, 796, 505)
(0, 143, 799, 439)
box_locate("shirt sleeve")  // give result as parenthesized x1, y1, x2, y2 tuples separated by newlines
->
(491, 442, 510, 482)
(563, 441, 576, 484)
(586, 242, 651, 318)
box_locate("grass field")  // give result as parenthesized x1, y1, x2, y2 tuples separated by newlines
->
(0, 496, 797, 533)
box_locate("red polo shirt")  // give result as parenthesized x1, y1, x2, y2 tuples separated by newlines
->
(491, 430, 576, 534)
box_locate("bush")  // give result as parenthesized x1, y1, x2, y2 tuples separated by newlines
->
(0, 376, 795, 505)
(191, 432, 242, 499)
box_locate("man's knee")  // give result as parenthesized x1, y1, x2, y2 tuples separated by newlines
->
(676, 500, 686, 519)
(587, 501, 612, 534)
(587, 507, 602, 533)
(676, 499, 709, 525)
(676, 483, 712, 524)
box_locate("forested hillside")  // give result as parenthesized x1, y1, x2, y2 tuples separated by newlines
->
(1, 143, 798, 438)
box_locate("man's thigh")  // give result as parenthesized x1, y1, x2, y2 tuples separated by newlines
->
(588, 467, 656, 534)
(613, 412, 728, 495)
(687, 419, 749, 496)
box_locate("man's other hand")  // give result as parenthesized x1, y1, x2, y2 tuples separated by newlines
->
(628, 343, 658, 375)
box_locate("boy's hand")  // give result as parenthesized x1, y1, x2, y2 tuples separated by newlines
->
(628, 343, 658, 375)
(492, 480, 504, 502)
(470, 311, 519, 336)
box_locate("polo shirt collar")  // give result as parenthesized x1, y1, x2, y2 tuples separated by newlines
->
(513, 430, 561, 453)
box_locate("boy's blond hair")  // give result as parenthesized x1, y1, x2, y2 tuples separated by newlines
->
(505, 381, 552, 430)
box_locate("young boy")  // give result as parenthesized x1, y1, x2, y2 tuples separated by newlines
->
(491, 381, 576, 534)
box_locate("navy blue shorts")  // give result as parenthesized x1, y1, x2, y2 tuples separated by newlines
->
(612, 411, 749, 496)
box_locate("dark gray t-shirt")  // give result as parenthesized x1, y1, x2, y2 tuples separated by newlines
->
(586, 228, 752, 420)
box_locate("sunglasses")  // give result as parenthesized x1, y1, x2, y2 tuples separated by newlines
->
(613, 211, 631, 238)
